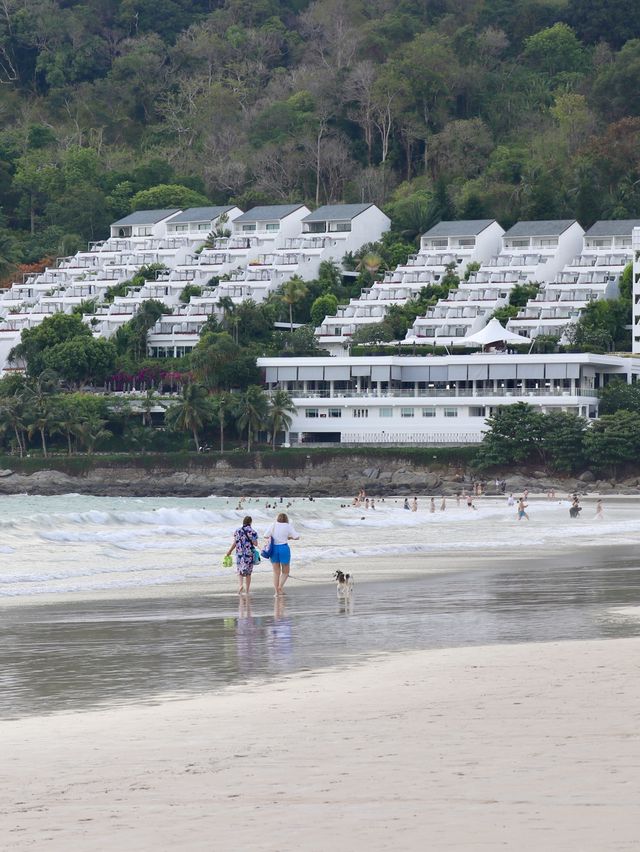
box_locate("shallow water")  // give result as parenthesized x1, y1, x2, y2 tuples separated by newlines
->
(1, 492, 640, 599)
(2, 545, 640, 719)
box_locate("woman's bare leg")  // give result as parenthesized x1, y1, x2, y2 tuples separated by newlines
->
(279, 565, 290, 593)
(272, 563, 281, 595)
(245, 574, 252, 594)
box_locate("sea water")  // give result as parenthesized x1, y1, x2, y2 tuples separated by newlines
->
(1, 492, 640, 599)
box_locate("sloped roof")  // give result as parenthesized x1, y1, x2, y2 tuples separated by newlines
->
(303, 203, 374, 222)
(585, 220, 640, 237)
(423, 220, 498, 238)
(234, 204, 305, 223)
(111, 209, 180, 227)
(504, 220, 578, 237)
(168, 206, 235, 224)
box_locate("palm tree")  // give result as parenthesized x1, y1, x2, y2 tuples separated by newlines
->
(0, 394, 26, 457)
(268, 390, 296, 450)
(50, 397, 78, 456)
(23, 371, 58, 458)
(281, 276, 308, 331)
(235, 386, 269, 452)
(74, 417, 112, 455)
(165, 383, 214, 452)
(212, 391, 232, 453)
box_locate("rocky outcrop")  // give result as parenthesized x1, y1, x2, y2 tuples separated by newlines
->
(0, 457, 636, 497)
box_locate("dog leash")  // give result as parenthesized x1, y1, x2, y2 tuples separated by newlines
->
(288, 574, 332, 584)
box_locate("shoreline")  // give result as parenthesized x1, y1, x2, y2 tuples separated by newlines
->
(3, 637, 640, 850)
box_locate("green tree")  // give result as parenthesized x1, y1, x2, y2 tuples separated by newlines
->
(11, 313, 92, 376)
(280, 276, 308, 331)
(212, 391, 232, 453)
(541, 410, 587, 472)
(23, 372, 59, 458)
(268, 390, 296, 450)
(598, 380, 640, 415)
(476, 403, 546, 468)
(190, 331, 238, 390)
(310, 293, 339, 327)
(583, 410, 640, 476)
(522, 23, 588, 75)
(130, 184, 209, 211)
(235, 385, 269, 452)
(43, 337, 116, 387)
(165, 383, 214, 452)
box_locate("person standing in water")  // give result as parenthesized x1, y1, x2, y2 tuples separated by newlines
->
(429, 498, 435, 513)
(440, 496, 446, 511)
(225, 515, 258, 596)
(264, 512, 300, 596)
(517, 498, 529, 521)
(595, 499, 604, 519)
(411, 497, 418, 512)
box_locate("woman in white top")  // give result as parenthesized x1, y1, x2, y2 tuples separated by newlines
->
(264, 512, 300, 596)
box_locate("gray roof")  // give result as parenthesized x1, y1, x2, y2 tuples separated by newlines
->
(168, 206, 235, 224)
(303, 203, 374, 222)
(505, 220, 577, 237)
(111, 209, 180, 227)
(423, 219, 498, 238)
(585, 220, 640, 237)
(234, 204, 305, 223)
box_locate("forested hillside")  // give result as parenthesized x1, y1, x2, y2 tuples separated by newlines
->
(1, 0, 640, 273)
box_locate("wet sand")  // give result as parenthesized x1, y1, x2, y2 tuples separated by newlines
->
(3, 636, 640, 851)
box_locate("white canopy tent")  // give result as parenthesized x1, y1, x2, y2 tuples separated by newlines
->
(463, 318, 531, 348)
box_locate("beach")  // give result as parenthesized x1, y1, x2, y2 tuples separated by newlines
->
(3, 636, 640, 851)
(2, 493, 640, 849)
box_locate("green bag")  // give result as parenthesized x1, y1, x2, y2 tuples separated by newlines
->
(222, 554, 233, 568)
(252, 547, 261, 565)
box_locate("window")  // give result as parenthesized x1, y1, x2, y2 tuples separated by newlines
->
(305, 408, 319, 418)
(469, 406, 485, 417)
(510, 238, 529, 248)
(197, 223, 210, 231)
(539, 238, 558, 248)
(328, 408, 342, 418)
(444, 408, 458, 417)
(401, 407, 414, 418)
(173, 224, 188, 233)
(265, 223, 279, 232)
(329, 221, 351, 232)
(431, 239, 448, 248)
(458, 239, 475, 247)
(353, 408, 368, 418)
(379, 407, 393, 417)
(137, 226, 152, 236)
(306, 222, 326, 234)
(242, 224, 256, 232)
(422, 407, 436, 417)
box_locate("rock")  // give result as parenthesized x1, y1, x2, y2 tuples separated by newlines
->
(362, 467, 380, 479)
(579, 470, 595, 482)
(0, 469, 13, 477)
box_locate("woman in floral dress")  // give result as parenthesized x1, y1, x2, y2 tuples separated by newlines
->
(225, 515, 258, 595)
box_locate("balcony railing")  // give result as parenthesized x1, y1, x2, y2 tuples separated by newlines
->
(276, 387, 596, 399)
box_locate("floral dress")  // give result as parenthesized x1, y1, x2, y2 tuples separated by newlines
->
(234, 525, 258, 576)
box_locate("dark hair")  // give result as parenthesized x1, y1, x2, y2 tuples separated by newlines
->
(242, 516, 252, 526)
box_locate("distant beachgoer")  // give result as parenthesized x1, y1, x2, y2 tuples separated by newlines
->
(371, 499, 376, 510)
(570, 497, 582, 519)
(264, 512, 300, 597)
(365, 498, 370, 510)
(523, 489, 529, 501)
(500, 479, 506, 494)
(429, 498, 435, 513)
(456, 493, 461, 507)
(440, 496, 446, 511)
(403, 498, 410, 510)
(467, 495, 475, 510)
(595, 499, 603, 519)
(411, 497, 418, 512)
(517, 498, 529, 521)
(507, 493, 515, 507)
(225, 515, 258, 596)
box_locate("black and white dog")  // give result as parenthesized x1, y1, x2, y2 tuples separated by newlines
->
(334, 570, 354, 598)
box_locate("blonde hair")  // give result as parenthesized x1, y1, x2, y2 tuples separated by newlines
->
(277, 512, 288, 523)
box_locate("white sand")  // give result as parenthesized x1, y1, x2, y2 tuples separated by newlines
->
(3, 638, 640, 851)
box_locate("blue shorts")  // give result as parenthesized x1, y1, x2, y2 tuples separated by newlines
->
(271, 543, 291, 565)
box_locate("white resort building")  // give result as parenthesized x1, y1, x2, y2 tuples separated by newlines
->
(509, 220, 639, 342)
(257, 353, 639, 446)
(402, 220, 584, 348)
(316, 219, 503, 354)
